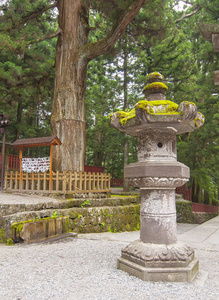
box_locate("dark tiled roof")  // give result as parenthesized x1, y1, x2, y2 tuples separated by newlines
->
(11, 136, 62, 148)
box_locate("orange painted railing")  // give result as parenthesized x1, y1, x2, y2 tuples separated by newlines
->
(176, 184, 192, 201)
(0, 154, 20, 170)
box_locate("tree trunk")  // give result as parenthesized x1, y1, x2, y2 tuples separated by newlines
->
(51, 0, 145, 171)
(123, 33, 130, 192)
(93, 115, 103, 167)
(93, 130, 103, 167)
(51, 0, 89, 171)
(16, 96, 22, 140)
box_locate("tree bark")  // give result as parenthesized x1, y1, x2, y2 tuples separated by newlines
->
(123, 33, 130, 192)
(51, 0, 89, 171)
(51, 0, 145, 171)
(16, 96, 22, 140)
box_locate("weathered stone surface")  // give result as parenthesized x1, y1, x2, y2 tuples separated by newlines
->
(47, 218, 56, 237)
(117, 256, 199, 283)
(125, 162, 190, 184)
(140, 189, 177, 244)
(111, 113, 198, 136)
(13, 216, 69, 243)
(56, 218, 63, 235)
(111, 72, 202, 282)
(20, 221, 46, 243)
(146, 92, 166, 100)
(121, 240, 194, 268)
(0, 195, 140, 217)
(177, 101, 197, 120)
(137, 128, 177, 162)
(111, 99, 204, 136)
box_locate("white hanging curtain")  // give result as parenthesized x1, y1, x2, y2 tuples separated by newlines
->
(22, 157, 50, 173)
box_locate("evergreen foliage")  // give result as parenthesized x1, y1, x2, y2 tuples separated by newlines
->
(0, 0, 57, 145)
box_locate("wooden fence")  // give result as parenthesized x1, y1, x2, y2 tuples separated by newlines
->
(4, 170, 111, 194)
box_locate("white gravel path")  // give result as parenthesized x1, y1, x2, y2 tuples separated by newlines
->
(0, 235, 218, 300)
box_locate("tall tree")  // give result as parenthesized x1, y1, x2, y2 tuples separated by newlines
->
(50, 0, 150, 171)
(2, 0, 169, 171)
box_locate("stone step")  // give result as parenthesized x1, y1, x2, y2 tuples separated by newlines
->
(1, 202, 141, 241)
(0, 195, 140, 217)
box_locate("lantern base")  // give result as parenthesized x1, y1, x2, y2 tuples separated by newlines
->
(117, 240, 199, 283)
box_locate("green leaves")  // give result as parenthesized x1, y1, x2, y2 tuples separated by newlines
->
(0, 0, 57, 142)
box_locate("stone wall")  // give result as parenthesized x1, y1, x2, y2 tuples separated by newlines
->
(176, 200, 218, 224)
(67, 205, 140, 233)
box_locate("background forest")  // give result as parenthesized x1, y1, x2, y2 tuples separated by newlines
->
(0, 0, 218, 204)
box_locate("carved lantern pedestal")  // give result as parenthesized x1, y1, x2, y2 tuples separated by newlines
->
(110, 72, 204, 282)
(118, 128, 198, 283)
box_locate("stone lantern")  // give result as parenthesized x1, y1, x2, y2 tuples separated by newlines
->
(110, 72, 205, 282)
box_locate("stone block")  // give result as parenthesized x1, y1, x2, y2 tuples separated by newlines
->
(56, 217, 63, 235)
(47, 218, 56, 237)
(20, 221, 46, 243)
(117, 256, 199, 283)
(12, 216, 69, 243)
(125, 161, 189, 180)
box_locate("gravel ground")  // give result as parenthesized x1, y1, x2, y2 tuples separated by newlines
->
(0, 236, 219, 300)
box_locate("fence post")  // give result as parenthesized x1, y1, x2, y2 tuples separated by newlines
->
(25, 172, 28, 191)
(100, 173, 104, 190)
(63, 170, 66, 194)
(43, 172, 46, 191)
(31, 172, 34, 191)
(96, 172, 99, 191)
(74, 171, 77, 192)
(79, 172, 82, 191)
(4, 170, 8, 189)
(37, 173, 40, 191)
(15, 171, 18, 190)
(69, 171, 72, 192)
(108, 173, 111, 190)
(9, 171, 13, 189)
(91, 172, 94, 190)
(19, 149, 23, 192)
(55, 171, 59, 192)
